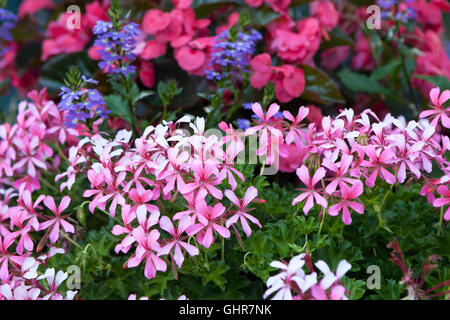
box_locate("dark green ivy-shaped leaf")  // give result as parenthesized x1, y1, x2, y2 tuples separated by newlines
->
(301, 64, 345, 105)
(320, 27, 353, 51)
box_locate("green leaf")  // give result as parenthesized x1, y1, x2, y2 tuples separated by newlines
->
(133, 90, 154, 105)
(337, 68, 389, 95)
(291, 0, 314, 4)
(371, 60, 401, 80)
(103, 94, 133, 124)
(301, 64, 345, 104)
(247, 6, 280, 26)
(198, 261, 230, 291)
(343, 279, 366, 300)
(415, 75, 450, 91)
(193, 0, 242, 18)
(320, 28, 353, 50)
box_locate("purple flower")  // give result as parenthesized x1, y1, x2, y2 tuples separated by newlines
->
(93, 20, 140, 77)
(0, 8, 17, 58)
(58, 76, 110, 128)
(377, 0, 397, 9)
(237, 118, 251, 131)
(205, 28, 262, 81)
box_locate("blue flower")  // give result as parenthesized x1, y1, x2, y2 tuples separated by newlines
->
(205, 28, 262, 82)
(0, 8, 17, 58)
(58, 76, 110, 128)
(377, 0, 397, 9)
(93, 20, 140, 78)
(237, 118, 251, 131)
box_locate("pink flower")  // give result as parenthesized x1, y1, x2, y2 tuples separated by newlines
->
(283, 106, 309, 146)
(322, 154, 359, 195)
(99, 171, 127, 217)
(350, 30, 376, 71)
(309, 0, 339, 32)
(140, 40, 167, 60)
(292, 166, 328, 215)
(174, 37, 214, 75)
(361, 146, 396, 187)
(269, 18, 321, 64)
(183, 163, 224, 199)
(13, 136, 47, 178)
(432, 185, 450, 221)
(112, 205, 136, 254)
(142, 9, 172, 37)
(245, 103, 283, 138)
(250, 53, 273, 89)
(225, 187, 262, 237)
(245, 0, 265, 7)
(158, 215, 199, 268)
(0, 232, 25, 281)
(186, 201, 230, 248)
(328, 183, 364, 225)
(272, 65, 305, 103)
(128, 227, 167, 279)
(139, 61, 155, 89)
(310, 260, 351, 300)
(39, 196, 74, 243)
(419, 87, 450, 128)
(41, 13, 90, 61)
(18, 0, 55, 18)
(320, 46, 349, 70)
(16, 190, 45, 231)
(1, 284, 41, 300)
(392, 134, 424, 183)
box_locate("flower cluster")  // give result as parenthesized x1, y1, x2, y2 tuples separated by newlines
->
(378, 0, 417, 21)
(242, 87, 450, 225)
(58, 75, 109, 129)
(0, 251, 77, 300)
(264, 253, 351, 300)
(57, 116, 263, 279)
(93, 20, 140, 77)
(205, 28, 262, 81)
(140, 0, 213, 77)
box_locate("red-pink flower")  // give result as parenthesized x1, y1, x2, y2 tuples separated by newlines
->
(250, 53, 273, 89)
(273, 65, 306, 103)
(309, 0, 339, 32)
(18, 0, 55, 18)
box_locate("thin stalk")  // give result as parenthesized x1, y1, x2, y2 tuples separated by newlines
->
(59, 230, 83, 250)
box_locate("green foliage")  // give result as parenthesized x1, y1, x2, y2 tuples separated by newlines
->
(302, 64, 345, 104)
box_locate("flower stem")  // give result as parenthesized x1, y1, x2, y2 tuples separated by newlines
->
(59, 230, 83, 250)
